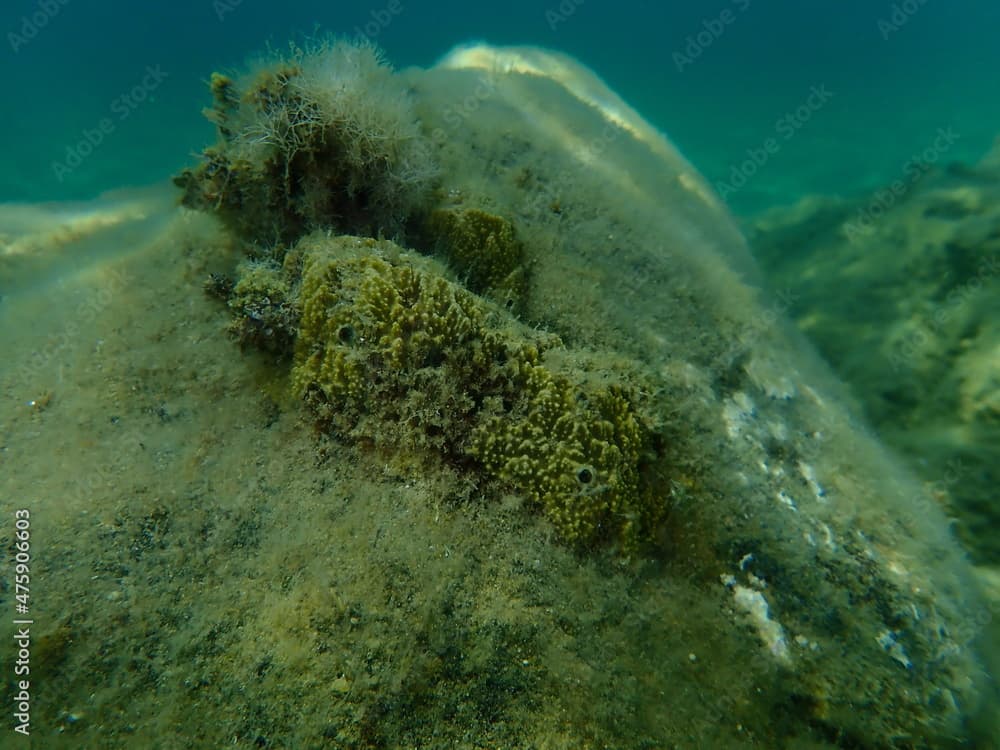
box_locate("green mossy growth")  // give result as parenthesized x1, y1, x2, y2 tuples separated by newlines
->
(470, 368, 661, 549)
(225, 259, 300, 356)
(174, 41, 437, 247)
(288, 234, 665, 548)
(425, 208, 527, 310)
(290, 234, 548, 458)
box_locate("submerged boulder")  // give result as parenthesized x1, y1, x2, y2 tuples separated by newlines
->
(5, 41, 990, 749)
(190, 41, 997, 746)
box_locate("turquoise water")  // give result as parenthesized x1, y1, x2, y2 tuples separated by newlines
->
(3, 0, 999, 215)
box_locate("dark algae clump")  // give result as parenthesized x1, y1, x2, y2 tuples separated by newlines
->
(174, 41, 437, 246)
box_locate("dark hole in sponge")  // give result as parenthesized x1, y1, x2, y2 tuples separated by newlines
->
(337, 325, 356, 344)
(576, 467, 594, 485)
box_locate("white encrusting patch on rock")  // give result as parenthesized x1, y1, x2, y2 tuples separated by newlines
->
(723, 577, 791, 664)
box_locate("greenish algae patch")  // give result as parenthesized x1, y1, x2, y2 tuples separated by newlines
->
(224, 259, 300, 356)
(425, 207, 527, 309)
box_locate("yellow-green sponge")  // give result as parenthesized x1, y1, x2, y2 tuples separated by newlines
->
(290, 234, 663, 548)
(470, 364, 660, 548)
(426, 207, 526, 309)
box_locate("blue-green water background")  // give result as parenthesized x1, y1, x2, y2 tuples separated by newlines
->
(3, 0, 998, 215)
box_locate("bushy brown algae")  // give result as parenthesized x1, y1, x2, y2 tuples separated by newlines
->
(174, 40, 438, 246)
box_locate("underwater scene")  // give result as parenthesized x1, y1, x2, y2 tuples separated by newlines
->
(1, 1, 999, 748)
